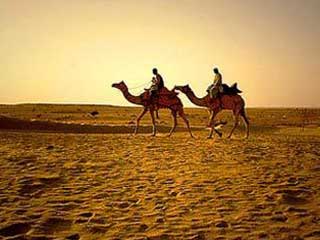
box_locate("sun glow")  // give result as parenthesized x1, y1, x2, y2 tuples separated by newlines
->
(1, 0, 319, 107)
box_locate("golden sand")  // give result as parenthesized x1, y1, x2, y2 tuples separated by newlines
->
(0, 105, 319, 239)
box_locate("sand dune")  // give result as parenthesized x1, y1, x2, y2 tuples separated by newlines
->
(0, 115, 202, 134)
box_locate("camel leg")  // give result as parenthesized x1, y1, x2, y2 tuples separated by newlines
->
(178, 109, 193, 138)
(156, 110, 160, 119)
(207, 108, 212, 116)
(227, 112, 240, 139)
(207, 112, 215, 139)
(150, 110, 156, 136)
(207, 110, 221, 139)
(134, 108, 148, 135)
(168, 110, 177, 137)
(240, 108, 250, 139)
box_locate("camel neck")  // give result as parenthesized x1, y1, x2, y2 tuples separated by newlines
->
(121, 89, 143, 105)
(185, 90, 208, 107)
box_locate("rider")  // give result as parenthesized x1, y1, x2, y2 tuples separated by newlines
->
(150, 68, 164, 102)
(207, 67, 223, 98)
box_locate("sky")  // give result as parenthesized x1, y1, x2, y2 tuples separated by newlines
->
(1, 0, 320, 107)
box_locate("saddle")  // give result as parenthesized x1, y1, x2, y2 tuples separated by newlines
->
(221, 83, 242, 95)
(140, 87, 180, 107)
(206, 83, 242, 106)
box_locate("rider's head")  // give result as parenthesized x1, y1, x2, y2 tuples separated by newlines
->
(152, 68, 158, 75)
(213, 67, 219, 74)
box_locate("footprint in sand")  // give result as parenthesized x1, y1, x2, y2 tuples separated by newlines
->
(75, 212, 95, 224)
(0, 222, 31, 237)
(17, 177, 44, 196)
(37, 217, 72, 235)
(86, 224, 111, 234)
(278, 193, 309, 205)
(270, 213, 288, 222)
(38, 174, 62, 185)
(275, 188, 313, 205)
(66, 233, 80, 240)
(304, 230, 320, 238)
(17, 174, 62, 198)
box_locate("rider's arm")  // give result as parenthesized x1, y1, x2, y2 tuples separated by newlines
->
(152, 77, 157, 84)
(155, 75, 161, 84)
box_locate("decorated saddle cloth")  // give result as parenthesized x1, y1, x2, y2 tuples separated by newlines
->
(140, 87, 180, 107)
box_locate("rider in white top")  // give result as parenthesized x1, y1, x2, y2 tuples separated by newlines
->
(207, 67, 223, 98)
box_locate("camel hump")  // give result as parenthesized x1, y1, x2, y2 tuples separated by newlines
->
(157, 87, 182, 107)
(159, 87, 179, 96)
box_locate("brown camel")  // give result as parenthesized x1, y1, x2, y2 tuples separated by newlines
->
(174, 84, 249, 139)
(112, 81, 193, 137)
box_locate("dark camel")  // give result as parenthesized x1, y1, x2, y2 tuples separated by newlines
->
(174, 85, 249, 139)
(112, 81, 193, 137)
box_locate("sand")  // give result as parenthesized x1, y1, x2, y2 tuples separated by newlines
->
(0, 104, 319, 240)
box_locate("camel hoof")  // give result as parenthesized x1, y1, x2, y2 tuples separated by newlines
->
(207, 136, 213, 139)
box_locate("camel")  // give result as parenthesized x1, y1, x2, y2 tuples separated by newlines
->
(174, 84, 249, 139)
(112, 81, 193, 137)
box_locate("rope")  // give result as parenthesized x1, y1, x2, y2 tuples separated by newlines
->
(128, 80, 152, 90)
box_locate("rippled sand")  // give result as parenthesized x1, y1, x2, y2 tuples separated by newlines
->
(0, 105, 319, 239)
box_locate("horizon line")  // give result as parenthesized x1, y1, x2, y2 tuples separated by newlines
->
(0, 102, 319, 109)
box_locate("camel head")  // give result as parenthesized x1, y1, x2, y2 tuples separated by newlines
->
(174, 84, 192, 94)
(112, 81, 128, 92)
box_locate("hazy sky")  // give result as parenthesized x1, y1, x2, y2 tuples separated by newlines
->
(1, 0, 320, 107)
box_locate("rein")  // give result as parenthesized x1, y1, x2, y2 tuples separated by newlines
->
(127, 80, 152, 90)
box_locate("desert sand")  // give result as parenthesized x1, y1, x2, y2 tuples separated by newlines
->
(0, 104, 319, 240)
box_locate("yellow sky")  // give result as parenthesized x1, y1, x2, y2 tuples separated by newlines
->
(1, 0, 319, 107)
